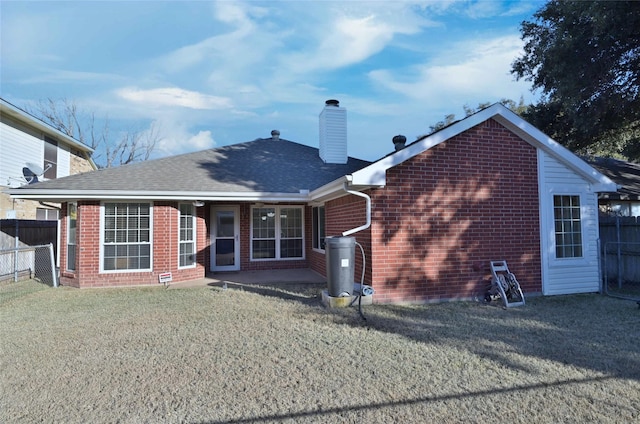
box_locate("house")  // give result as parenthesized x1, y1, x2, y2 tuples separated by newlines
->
(1, 98, 96, 221)
(584, 156, 640, 216)
(7, 101, 617, 302)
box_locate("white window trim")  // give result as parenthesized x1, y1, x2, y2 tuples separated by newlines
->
(99, 201, 154, 273)
(66, 202, 77, 272)
(178, 203, 197, 269)
(250, 205, 305, 261)
(549, 191, 588, 266)
(312, 205, 326, 252)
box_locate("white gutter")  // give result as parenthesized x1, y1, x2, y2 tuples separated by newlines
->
(5, 189, 311, 203)
(308, 176, 350, 204)
(342, 180, 371, 236)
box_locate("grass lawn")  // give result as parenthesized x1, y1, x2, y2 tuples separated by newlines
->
(1, 280, 639, 423)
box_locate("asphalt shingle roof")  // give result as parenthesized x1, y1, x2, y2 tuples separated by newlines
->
(20, 137, 371, 194)
(585, 157, 640, 200)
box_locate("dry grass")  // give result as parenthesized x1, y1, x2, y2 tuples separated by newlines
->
(1, 280, 639, 423)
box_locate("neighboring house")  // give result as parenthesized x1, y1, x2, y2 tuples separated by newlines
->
(1, 97, 96, 221)
(584, 156, 640, 216)
(7, 101, 617, 303)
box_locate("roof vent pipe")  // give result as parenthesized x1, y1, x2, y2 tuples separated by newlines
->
(393, 134, 407, 151)
(271, 130, 280, 141)
(325, 99, 340, 107)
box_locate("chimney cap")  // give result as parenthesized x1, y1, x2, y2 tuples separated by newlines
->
(325, 99, 340, 107)
(271, 129, 280, 140)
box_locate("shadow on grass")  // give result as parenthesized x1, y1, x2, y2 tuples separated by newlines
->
(199, 375, 613, 424)
(345, 295, 640, 382)
(205, 281, 326, 307)
(218, 282, 640, 383)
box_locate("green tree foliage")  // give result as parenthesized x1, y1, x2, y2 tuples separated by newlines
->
(428, 98, 527, 133)
(512, 1, 640, 161)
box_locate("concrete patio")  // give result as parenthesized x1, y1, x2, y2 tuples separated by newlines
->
(167, 268, 326, 289)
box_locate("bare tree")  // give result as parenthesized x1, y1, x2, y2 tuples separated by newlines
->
(104, 121, 161, 168)
(27, 98, 162, 168)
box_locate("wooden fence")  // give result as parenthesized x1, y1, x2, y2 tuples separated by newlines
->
(0, 220, 57, 255)
(599, 216, 640, 287)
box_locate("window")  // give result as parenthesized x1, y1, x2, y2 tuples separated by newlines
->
(312, 206, 325, 250)
(44, 136, 57, 179)
(67, 203, 77, 271)
(251, 206, 303, 260)
(554, 195, 583, 258)
(179, 204, 196, 268)
(102, 203, 152, 271)
(36, 208, 59, 220)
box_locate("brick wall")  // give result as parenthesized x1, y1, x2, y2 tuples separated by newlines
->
(369, 118, 541, 303)
(60, 201, 206, 288)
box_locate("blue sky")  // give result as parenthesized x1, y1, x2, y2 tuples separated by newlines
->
(1, 0, 544, 162)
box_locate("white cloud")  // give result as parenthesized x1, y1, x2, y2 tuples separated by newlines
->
(116, 87, 232, 110)
(368, 35, 532, 104)
(155, 124, 216, 157)
(188, 130, 215, 150)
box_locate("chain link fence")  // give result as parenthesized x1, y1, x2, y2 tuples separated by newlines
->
(0, 244, 58, 287)
(602, 242, 640, 300)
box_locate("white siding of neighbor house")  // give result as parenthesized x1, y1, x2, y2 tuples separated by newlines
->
(1, 117, 43, 188)
(538, 150, 601, 295)
(57, 143, 71, 178)
(1, 116, 73, 188)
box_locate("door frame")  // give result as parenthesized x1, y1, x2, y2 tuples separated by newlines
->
(210, 205, 240, 272)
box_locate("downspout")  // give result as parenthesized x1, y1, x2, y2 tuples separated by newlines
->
(341, 180, 373, 320)
(342, 181, 371, 236)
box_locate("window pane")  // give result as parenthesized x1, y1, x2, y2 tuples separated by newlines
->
(252, 208, 276, 238)
(217, 211, 235, 237)
(553, 195, 582, 259)
(103, 202, 152, 270)
(44, 137, 57, 179)
(280, 239, 303, 258)
(281, 208, 302, 238)
(319, 207, 325, 249)
(252, 206, 303, 260)
(179, 204, 196, 267)
(253, 240, 275, 259)
(67, 202, 78, 271)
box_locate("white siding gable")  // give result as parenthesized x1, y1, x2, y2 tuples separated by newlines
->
(538, 150, 601, 295)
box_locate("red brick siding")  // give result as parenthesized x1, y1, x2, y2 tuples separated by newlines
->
(369, 119, 541, 303)
(61, 201, 206, 288)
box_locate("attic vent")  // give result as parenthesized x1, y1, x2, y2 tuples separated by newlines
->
(393, 135, 407, 151)
(271, 130, 280, 141)
(319, 99, 347, 164)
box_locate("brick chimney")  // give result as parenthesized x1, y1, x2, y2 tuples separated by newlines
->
(319, 99, 347, 164)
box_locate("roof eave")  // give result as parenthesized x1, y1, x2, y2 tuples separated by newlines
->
(6, 189, 311, 203)
(1, 98, 95, 153)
